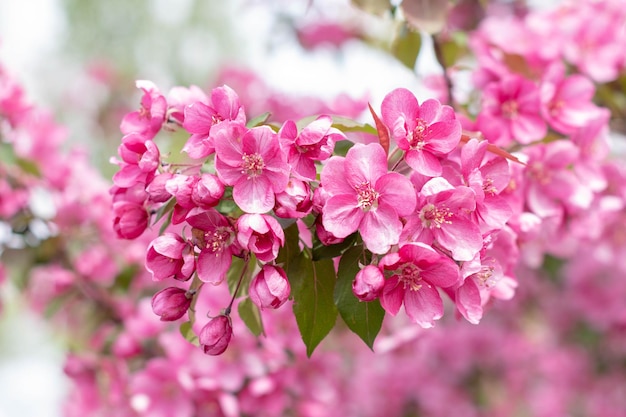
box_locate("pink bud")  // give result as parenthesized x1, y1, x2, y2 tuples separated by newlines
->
(192, 173, 225, 208)
(112, 201, 148, 239)
(315, 216, 344, 246)
(274, 178, 313, 219)
(146, 172, 174, 203)
(151, 287, 192, 321)
(165, 174, 197, 208)
(352, 265, 385, 302)
(199, 315, 233, 355)
(249, 265, 291, 309)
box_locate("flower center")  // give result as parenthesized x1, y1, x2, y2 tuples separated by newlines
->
(528, 162, 551, 185)
(355, 182, 379, 211)
(205, 227, 234, 254)
(398, 263, 423, 292)
(501, 100, 519, 119)
(211, 114, 224, 125)
(419, 203, 452, 229)
(476, 265, 496, 288)
(409, 118, 429, 150)
(482, 178, 497, 195)
(241, 153, 265, 178)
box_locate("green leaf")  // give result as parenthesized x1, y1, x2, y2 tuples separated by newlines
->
(180, 321, 199, 346)
(113, 265, 139, 293)
(289, 255, 338, 357)
(246, 112, 271, 128)
(312, 232, 357, 261)
(276, 222, 301, 271)
(392, 24, 422, 70)
(152, 198, 176, 226)
(334, 245, 384, 350)
(238, 297, 264, 336)
(351, 0, 391, 16)
(226, 255, 255, 297)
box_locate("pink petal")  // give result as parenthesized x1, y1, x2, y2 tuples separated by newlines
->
(376, 172, 417, 217)
(435, 217, 483, 262)
(403, 283, 443, 328)
(344, 143, 387, 187)
(380, 276, 404, 316)
(455, 278, 483, 324)
(233, 175, 275, 214)
(360, 202, 403, 254)
(381, 88, 419, 131)
(405, 149, 442, 177)
(320, 157, 353, 196)
(322, 194, 363, 238)
(197, 250, 232, 284)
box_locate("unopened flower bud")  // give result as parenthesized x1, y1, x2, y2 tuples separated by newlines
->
(352, 265, 385, 302)
(151, 287, 192, 321)
(192, 173, 224, 208)
(147, 172, 174, 203)
(249, 265, 291, 309)
(199, 315, 232, 355)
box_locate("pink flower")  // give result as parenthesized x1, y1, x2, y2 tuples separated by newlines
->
(199, 315, 233, 355)
(476, 75, 546, 146)
(145, 233, 195, 281)
(540, 63, 600, 134)
(112, 132, 160, 188)
(401, 177, 483, 262)
(278, 115, 344, 180)
(151, 287, 192, 321)
(120, 80, 167, 140)
(236, 214, 285, 262)
(249, 265, 291, 309)
(458, 138, 512, 234)
(215, 123, 290, 214)
(381, 88, 461, 177)
(187, 209, 240, 284)
(352, 265, 385, 302)
(320, 143, 416, 254)
(182, 85, 246, 159)
(379, 243, 460, 327)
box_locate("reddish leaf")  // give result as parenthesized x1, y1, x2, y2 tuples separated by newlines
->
(368, 103, 390, 155)
(460, 134, 525, 165)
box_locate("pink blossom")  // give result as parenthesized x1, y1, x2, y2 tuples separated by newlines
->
(182, 85, 246, 159)
(166, 85, 208, 125)
(112, 132, 160, 188)
(381, 88, 461, 177)
(112, 200, 148, 240)
(401, 177, 482, 262)
(249, 265, 291, 310)
(278, 115, 344, 180)
(129, 358, 194, 417)
(379, 243, 460, 327)
(192, 173, 225, 209)
(215, 123, 290, 214)
(151, 287, 192, 321)
(320, 143, 416, 254)
(352, 265, 385, 302)
(458, 138, 512, 233)
(476, 75, 546, 146)
(236, 214, 285, 262)
(187, 209, 240, 285)
(274, 178, 313, 219)
(540, 63, 601, 134)
(120, 80, 167, 140)
(199, 315, 233, 355)
(146, 172, 174, 203)
(145, 233, 195, 281)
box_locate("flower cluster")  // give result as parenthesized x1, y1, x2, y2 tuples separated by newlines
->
(111, 69, 521, 354)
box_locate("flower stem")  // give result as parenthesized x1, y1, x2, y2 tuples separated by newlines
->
(224, 253, 250, 315)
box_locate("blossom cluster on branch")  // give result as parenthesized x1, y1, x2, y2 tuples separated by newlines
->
(1, 0, 626, 416)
